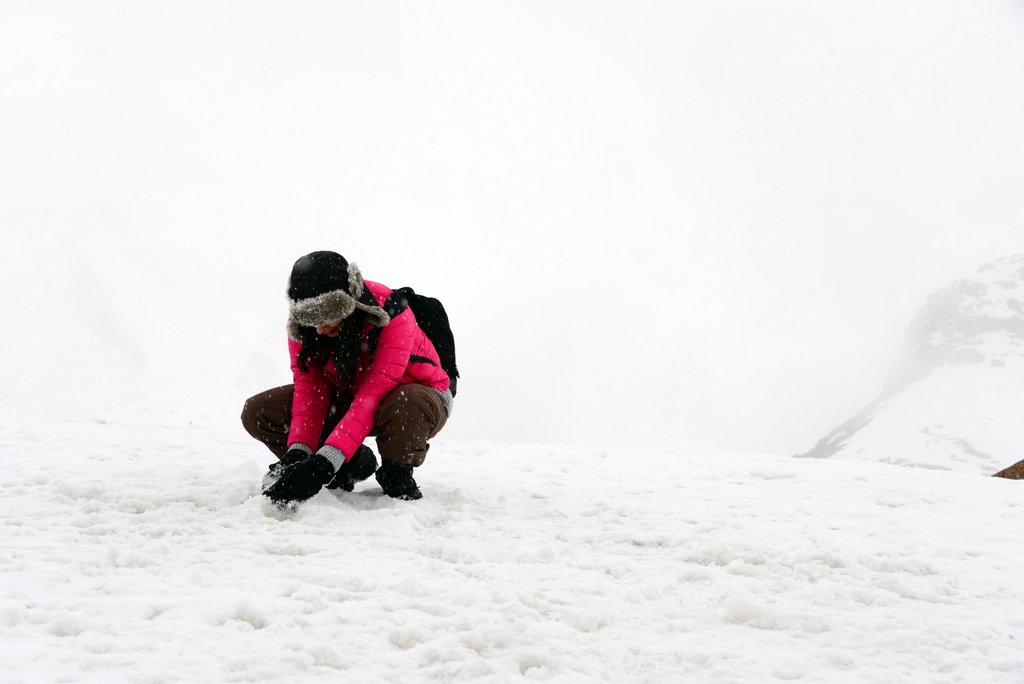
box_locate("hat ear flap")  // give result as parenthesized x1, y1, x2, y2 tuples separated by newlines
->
(347, 262, 364, 299)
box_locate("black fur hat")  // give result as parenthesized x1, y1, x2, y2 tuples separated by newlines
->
(288, 251, 350, 301)
(286, 251, 390, 340)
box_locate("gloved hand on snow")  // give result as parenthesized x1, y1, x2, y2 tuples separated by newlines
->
(262, 446, 344, 505)
(262, 446, 312, 490)
(280, 446, 312, 467)
(325, 444, 378, 491)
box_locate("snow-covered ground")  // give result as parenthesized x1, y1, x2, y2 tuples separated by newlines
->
(3, 412, 1023, 683)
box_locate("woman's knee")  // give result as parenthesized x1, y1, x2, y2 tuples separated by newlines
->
(241, 385, 294, 436)
(240, 395, 261, 437)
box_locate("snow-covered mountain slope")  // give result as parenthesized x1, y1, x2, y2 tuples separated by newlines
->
(2, 413, 1023, 683)
(802, 254, 1024, 473)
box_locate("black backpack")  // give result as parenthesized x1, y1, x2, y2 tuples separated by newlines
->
(374, 287, 460, 396)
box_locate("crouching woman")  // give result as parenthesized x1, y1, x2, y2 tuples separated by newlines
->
(241, 251, 452, 505)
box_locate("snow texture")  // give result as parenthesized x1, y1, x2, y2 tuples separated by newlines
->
(2, 413, 1023, 683)
(802, 255, 1024, 473)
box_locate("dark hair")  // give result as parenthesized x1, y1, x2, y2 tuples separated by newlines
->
(294, 286, 379, 382)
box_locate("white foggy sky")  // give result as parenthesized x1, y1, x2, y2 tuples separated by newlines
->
(2, 1, 1024, 455)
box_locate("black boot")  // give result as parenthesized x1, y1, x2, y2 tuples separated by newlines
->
(326, 445, 378, 492)
(375, 461, 422, 500)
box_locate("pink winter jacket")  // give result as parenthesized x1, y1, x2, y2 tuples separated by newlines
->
(286, 280, 450, 460)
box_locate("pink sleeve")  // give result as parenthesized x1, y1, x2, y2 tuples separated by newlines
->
(287, 337, 331, 450)
(323, 309, 416, 458)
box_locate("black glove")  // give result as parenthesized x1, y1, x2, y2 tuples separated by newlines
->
(262, 454, 337, 504)
(282, 447, 311, 465)
(326, 444, 379, 491)
(262, 447, 311, 491)
(270, 447, 310, 472)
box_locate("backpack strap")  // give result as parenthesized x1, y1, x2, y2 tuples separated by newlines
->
(384, 287, 414, 317)
(366, 288, 415, 362)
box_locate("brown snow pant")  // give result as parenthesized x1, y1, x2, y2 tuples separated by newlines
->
(241, 383, 447, 467)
